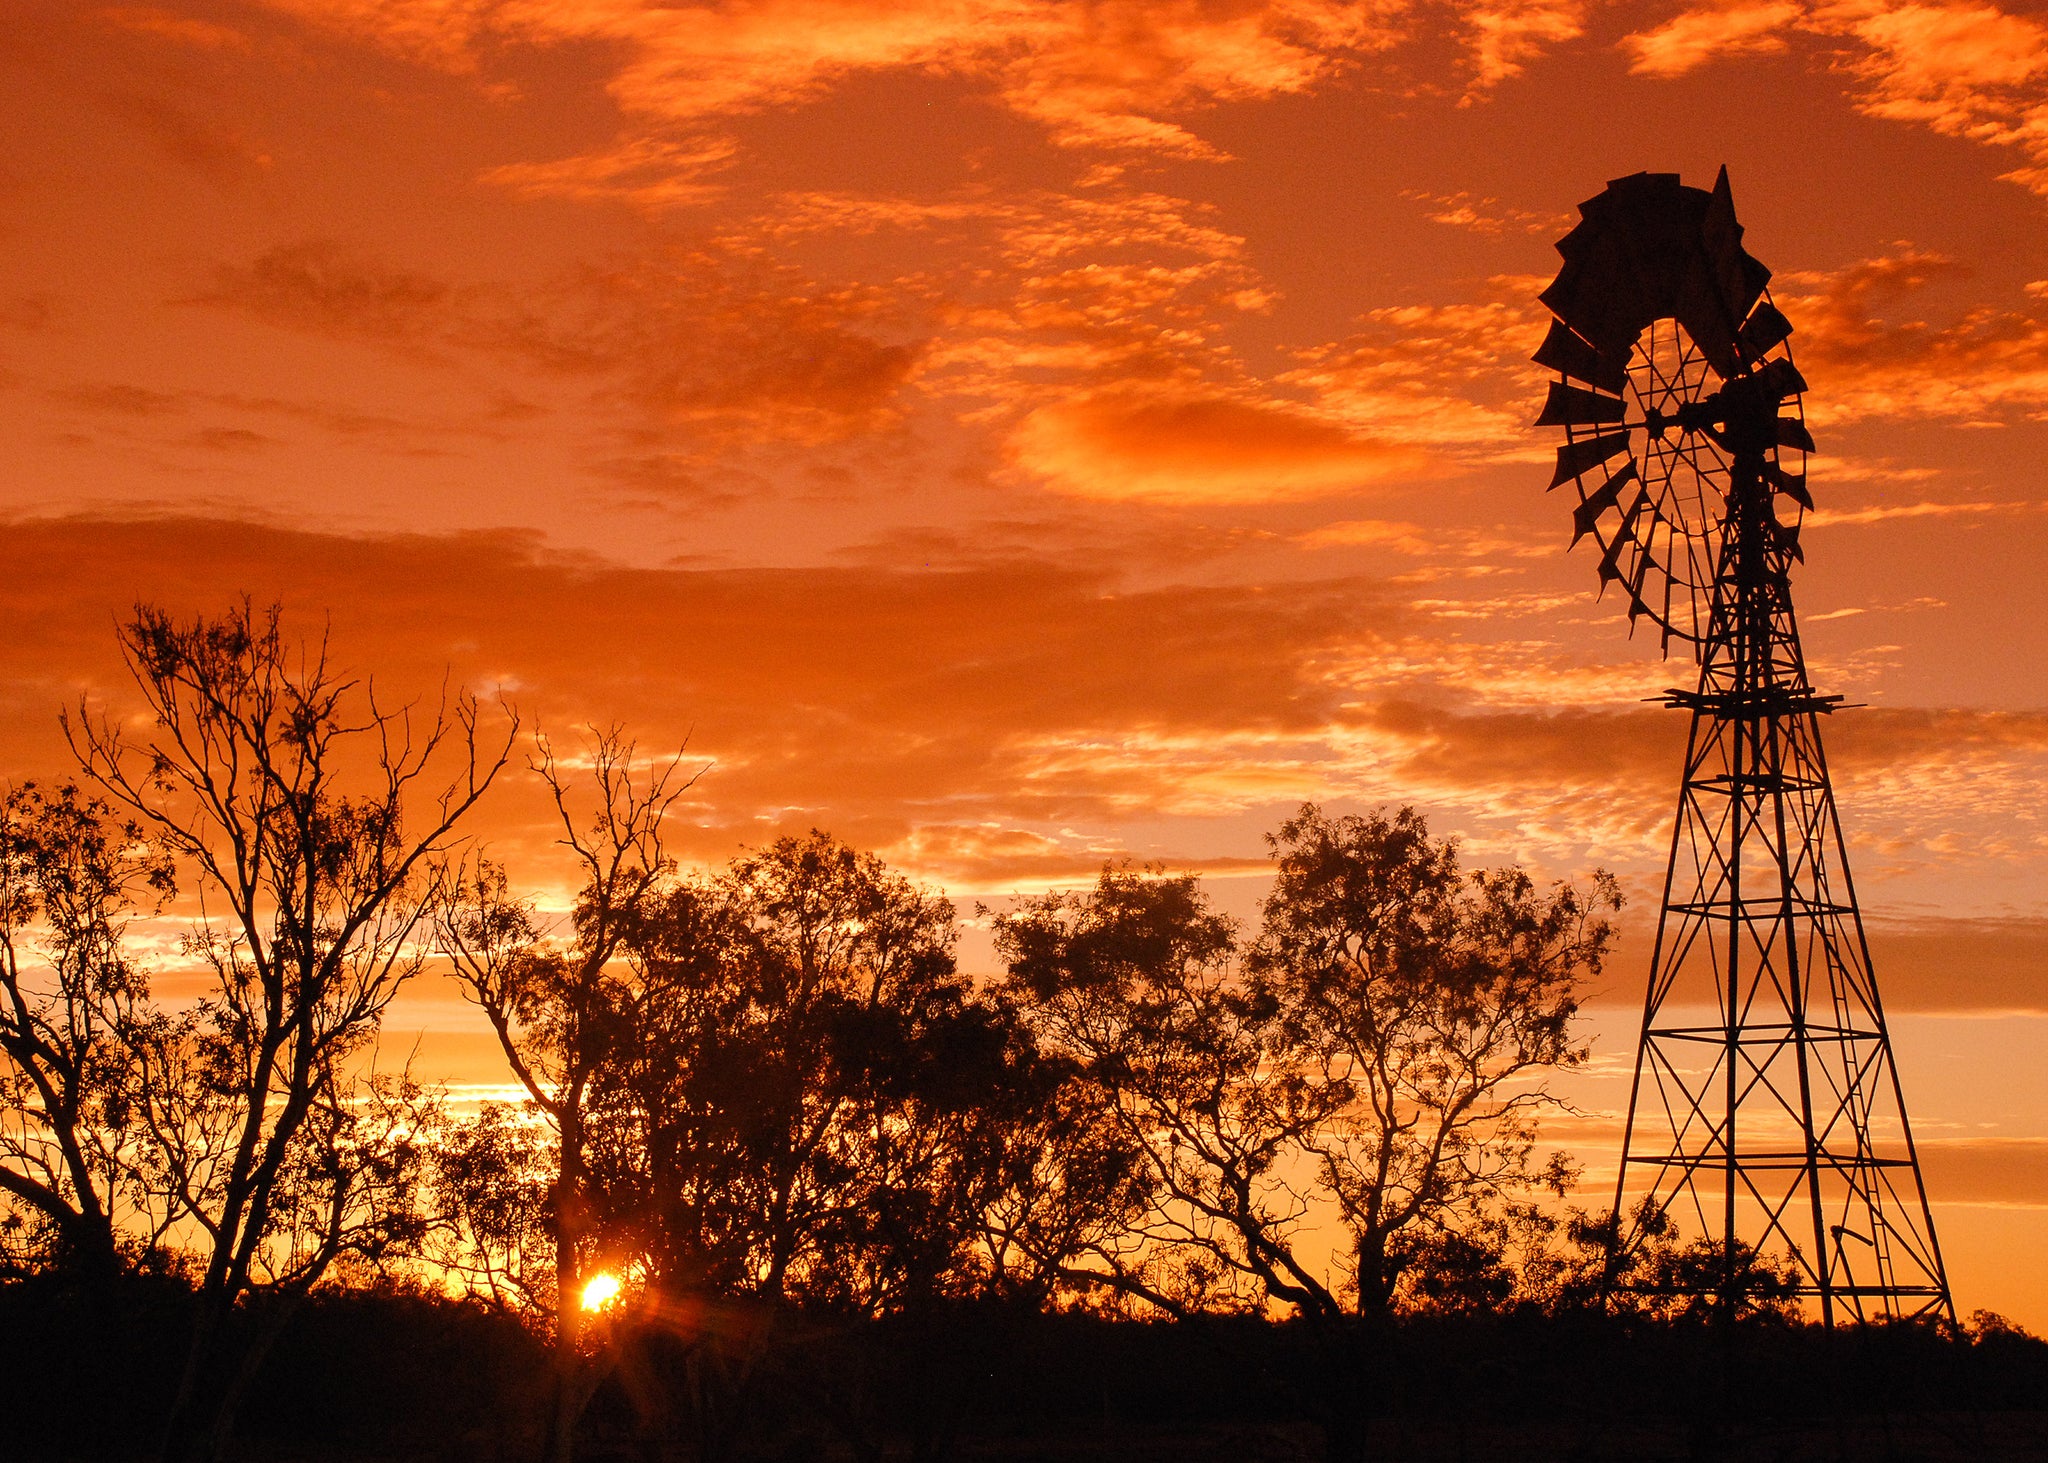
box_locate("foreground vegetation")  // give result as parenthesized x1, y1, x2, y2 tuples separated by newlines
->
(0, 603, 2024, 1462)
(6, 1275, 2045, 1462)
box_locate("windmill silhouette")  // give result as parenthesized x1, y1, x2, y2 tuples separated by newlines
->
(1533, 170, 1953, 1324)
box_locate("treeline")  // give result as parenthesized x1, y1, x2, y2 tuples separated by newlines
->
(0, 604, 2029, 1463)
(9, 1280, 2047, 1462)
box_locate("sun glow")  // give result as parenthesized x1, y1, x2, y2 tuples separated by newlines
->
(580, 1272, 622, 1312)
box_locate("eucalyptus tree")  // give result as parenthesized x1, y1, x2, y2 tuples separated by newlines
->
(437, 728, 698, 1463)
(993, 806, 1619, 1459)
(68, 601, 514, 1463)
(0, 782, 172, 1279)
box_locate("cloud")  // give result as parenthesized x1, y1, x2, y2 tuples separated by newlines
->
(1777, 249, 2048, 423)
(1917, 1137, 2048, 1204)
(186, 426, 276, 452)
(55, 382, 188, 417)
(254, 0, 495, 71)
(0, 515, 1410, 885)
(476, 254, 924, 434)
(0, 513, 2038, 923)
(99, 91, 273, 185)
(1808, 499, 2039, 528)
(1612, 3, 2048, 196)
(264, 0, 1408, 160)
(193, 241, 923, 442)
(1810, 1, 2048, 194)
(99, 6, 254, 52)
(1620, 1, 1805, 78)
(1867, 920, 2048, 1014)
(1008, 390, 1426, 503)
(479, 135, 739, 210)
(1401, 188, 1567, 234)
(984, 0, 1404, 157)
(1460, 0, 1589, 93)
(1281, 291, 1544, 454)
(194, 241, 452, 340)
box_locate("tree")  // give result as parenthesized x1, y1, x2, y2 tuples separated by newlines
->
(611, 832, 1031, 1463)
(993, 805, 1619, 1459)
(67, 601, 514, 1463)
(992, 863, 1333, 1318)
(0, 782, 173, 1279)
(1249, 804, 1620, 1314)
(437, 728, 698, 1463)
(714, 832, 992, 1312)
(448, 820, 1030, 1461)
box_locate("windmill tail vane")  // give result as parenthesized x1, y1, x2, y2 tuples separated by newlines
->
(1534, 169, 1953, 1326)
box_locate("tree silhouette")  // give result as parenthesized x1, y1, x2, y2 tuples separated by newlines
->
(437, 727, 698, 1463)
(993, 805, 1619, 1459)
(1249, 804, 1620, 1314)
(0, 782, 173, 1280)
(66, 601, 514, 1463)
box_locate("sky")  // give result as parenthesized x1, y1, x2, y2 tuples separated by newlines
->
(4, 0, 2048, 1323)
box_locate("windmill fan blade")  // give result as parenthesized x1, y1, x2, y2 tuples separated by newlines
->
(1540, 254, 1648, 364)
(1740, 301, 1794, 357)
(1598, 484, 1655, 585)
(1765, 461, 1813, 509)
(1756, 358, 1808, 401)
(1703, 166, 1769, 332)
(1572, 460, 1637, 545)
(1776, 417, 1816, 452)
(1541, 170, 1775, 382)
(1674, 270, 1744, 378)
(1597, 529, 1628, 586)
(1769, 505, 1805, 561)
(1535, 381, 1627, 427)
(1533, 320, 1629, 393)
(1549, 430, 1633, 489)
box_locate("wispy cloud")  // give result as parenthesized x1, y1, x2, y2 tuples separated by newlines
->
(1008, 389, 1427, 503)
(1813, 1, 2048, 194)
(1779, 248, 2048, 423)
(1620, 1, 1805, 77)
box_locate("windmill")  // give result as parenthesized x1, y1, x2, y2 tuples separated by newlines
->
(1532, 170, 1953, 1325)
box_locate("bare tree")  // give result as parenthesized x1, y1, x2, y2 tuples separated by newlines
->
(66, 601, 515, 1463)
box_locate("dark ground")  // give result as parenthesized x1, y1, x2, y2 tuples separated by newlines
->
(7, 1277, 2047, 1462)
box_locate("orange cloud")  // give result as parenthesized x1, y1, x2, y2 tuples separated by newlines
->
(1778, 249, 2048, 423)
(479, 134, 739, 210)
(194, 241, 924, 442)
(1460, 0, 1589, 93)
(1620, 1, 1805, 78)
(194, 241, 452, 341)
(0, 515, 1412, 883)
(99, 5, 254, 52)
(1009, 390, 1426, 503)
(1282, 292, 1545, 454)
(984, 0, 1403, 157)
(263, 0, 1406, 160)
(0, 514, 2035, 917)
(1867, 921, 2048, 1014)
(1401, 188, 1567, 234)
(1811, 1, 2048, 194)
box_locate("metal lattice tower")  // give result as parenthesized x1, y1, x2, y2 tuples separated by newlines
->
(1533, 171, 1954, 1325)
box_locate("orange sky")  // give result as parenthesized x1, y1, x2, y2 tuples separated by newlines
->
(5, 0, 2047, 1324)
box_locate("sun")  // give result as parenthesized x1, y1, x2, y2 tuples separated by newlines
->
(580, 1272, 622, 1312)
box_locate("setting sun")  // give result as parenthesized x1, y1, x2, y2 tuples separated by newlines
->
(580, 1272, 622, 1312)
